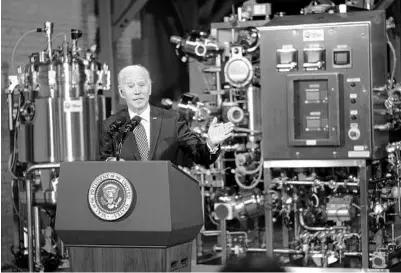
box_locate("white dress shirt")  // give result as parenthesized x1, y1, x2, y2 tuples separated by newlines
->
(128, 104, 151, 148)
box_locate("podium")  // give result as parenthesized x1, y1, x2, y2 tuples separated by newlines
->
(54, 161, 203, 272)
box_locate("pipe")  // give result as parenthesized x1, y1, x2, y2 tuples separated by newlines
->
(215, 55, 223, 108)
(221, 219, 228, 265)
(33, 206, 42, 270)
(202, 230, 221, 236)
(397, 176, 401, 217)
(25, 163, 61, 177)
(214, 246, 303, 254)
(298, 208, 347, 231)
(26, 178, 34, 272)
(273, 180, 359, 187)
(214, 246, 370, 261)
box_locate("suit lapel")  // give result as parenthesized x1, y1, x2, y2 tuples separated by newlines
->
(120, 108, 141, 160)
(149, 106, 162, 160)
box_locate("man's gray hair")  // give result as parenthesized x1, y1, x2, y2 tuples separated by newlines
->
(118, 64, 151, 86)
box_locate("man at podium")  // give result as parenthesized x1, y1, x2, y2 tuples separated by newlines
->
(98, 64, 234, 166)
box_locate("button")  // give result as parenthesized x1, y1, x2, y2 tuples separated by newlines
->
(351, 115, 357, 120)
(350, 82, 356, 87)
(350, 99, 356, 104)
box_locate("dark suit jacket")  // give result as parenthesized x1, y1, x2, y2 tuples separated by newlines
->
(98, 106, 220, 166)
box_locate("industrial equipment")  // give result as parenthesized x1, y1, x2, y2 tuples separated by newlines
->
(170, 6, 401, 271)
(6, 22, 110, 272)
(168, 1, 269, 267)
(260, 9, 401, 270)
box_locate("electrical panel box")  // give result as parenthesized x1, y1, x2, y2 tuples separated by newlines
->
(259, 11, 388, 160)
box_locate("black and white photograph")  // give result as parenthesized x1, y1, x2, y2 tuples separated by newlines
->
(1, 0, 401, 272)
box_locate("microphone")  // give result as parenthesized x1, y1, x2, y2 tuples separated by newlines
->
(121, 116, 142, 134)
(107, 117, 127, 134)
(113, 116, 141, 144)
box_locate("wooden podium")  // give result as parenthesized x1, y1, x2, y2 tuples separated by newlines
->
(54, 161, 203, 272)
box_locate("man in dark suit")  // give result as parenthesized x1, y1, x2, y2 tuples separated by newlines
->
(98, 64, 234, 166)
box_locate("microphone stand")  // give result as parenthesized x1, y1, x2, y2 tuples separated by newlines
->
(106, 119, 126, 161)
(111, 118, 140, 161)
(114, 131, 128, 161)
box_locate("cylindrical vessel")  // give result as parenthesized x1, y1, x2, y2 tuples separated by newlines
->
(85, 95, 106, 160)
(18, 98, 62, 163)
(60, 96, 87, 161)
(246, 86, 262, 133)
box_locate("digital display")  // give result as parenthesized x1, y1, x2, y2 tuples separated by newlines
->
(333, 50, 351, 65)
(306, 91, 320, 101)
(293, 79, 330, 140)
(306, 118, 320, 128)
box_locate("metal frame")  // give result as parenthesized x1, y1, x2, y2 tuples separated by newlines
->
(25, 163, 61, 272)
(263, 159, 370, 270)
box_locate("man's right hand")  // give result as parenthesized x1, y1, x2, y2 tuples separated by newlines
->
(106, 157, 125, 161)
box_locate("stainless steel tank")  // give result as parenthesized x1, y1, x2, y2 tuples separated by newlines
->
(16, 23, 110, 164)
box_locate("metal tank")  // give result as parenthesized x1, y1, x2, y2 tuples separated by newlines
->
(17, 23, 108, 164)
(7, 21, 110, 271)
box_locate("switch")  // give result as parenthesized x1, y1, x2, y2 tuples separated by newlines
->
(350, 98, 356, 104)
(351, 115, 357, 120)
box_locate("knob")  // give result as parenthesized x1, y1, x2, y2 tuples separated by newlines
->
(348, 127, 361, 140)
(350, 98, 356, 104)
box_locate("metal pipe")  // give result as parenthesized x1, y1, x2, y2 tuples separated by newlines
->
(7, 92, 14, 131)
(26, 179, 34, 273)
(392, 223, 395, 241)
(214, 247, 369, 261)
(221, 219, 227, 265)
(273, 180, 359, 187)
(397, 175, 401, 217)
(274, 249, 303, 254)
(202, 230, 221, 236)
(33, 206, 42, 270)
(344, 252, 362, 257)
(298, 208, 347, 231)
(215, 55, 223, 108)
(246, 85, 256, 144)
(25, 163, 61, 177)
(214, 246, 303, 254)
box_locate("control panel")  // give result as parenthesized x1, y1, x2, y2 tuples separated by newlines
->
(260, 11, 388, 160)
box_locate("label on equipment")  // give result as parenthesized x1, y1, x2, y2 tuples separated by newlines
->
(348, 151, 370, 158)
(346, 78, 361, 82)
(354, 145, 365, 151)
(306, 140, 317, 145)
(64, 100, 83, 113)
(303, 29, 324, 41)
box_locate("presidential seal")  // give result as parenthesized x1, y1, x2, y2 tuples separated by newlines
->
(88, 172, 136, 221)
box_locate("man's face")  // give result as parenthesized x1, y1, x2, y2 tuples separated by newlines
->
(119, 68, 151, 112)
